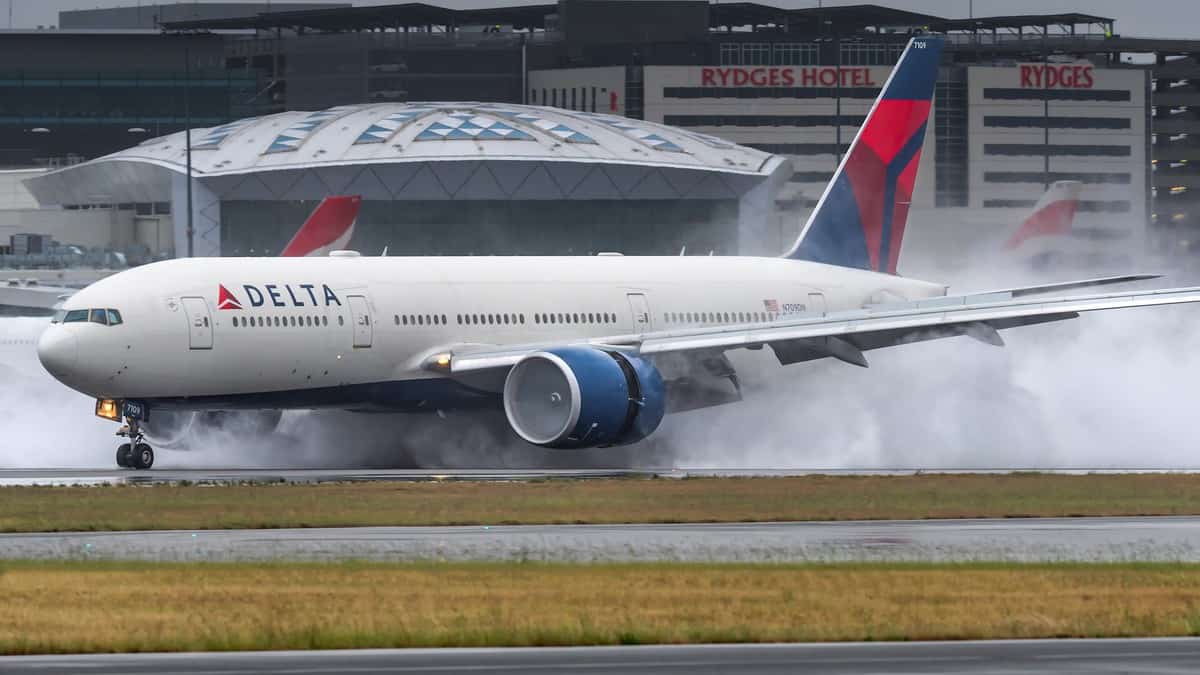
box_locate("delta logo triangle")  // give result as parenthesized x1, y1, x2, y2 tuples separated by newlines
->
(217, 284, 243, 310)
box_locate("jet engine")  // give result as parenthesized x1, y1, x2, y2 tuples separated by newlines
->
(144, 410, 283, 449)
(503, 346, 666, 449)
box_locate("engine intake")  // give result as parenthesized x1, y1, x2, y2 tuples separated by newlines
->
(503, 347, 666, 449)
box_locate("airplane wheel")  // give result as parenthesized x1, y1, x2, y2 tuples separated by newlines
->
(116, 443, 132, 468)
(132, 443, 154, 470)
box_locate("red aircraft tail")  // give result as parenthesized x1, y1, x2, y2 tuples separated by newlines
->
(280, 195, 362, 257)
(1004, 181, 1082, 250)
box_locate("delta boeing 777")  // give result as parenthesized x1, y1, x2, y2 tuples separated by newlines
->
(36, 38, 1200, 469)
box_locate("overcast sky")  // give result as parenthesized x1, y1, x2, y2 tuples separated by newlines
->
(10, 0, 1200, 38)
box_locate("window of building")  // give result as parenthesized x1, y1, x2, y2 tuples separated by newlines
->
(839, 42, 905, 66)
(742, 43, 770, 65)
(719, 43, 741, 66)
(934, 73, 969, 208)
(772, 42, 818, 65)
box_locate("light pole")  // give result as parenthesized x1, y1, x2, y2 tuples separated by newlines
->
(184, 46, 194, 258)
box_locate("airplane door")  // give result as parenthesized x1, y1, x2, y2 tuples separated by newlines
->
(347, 295, 372, 348)
(181, 297, 213, 350)
(808, 292, 827, 314)
(627, 293, 652, 332)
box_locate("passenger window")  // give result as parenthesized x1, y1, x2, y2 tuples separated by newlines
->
(90, 309, 108, 325)
(322, 316, 328, 326)
(518, 314, 524, 324)
(203, 317, 210, 328)
(107, 309, 123, 325)
(503, 314, 510, 325)
(338, 316, 344, 326)
(233, 317, 240, 328)
(441, 315, 446, 325)
(394, 315, 400, 326)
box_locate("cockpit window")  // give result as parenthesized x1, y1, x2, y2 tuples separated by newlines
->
(55, 308, 123, 325)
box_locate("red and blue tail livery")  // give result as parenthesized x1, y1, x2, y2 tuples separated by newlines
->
(786, 37, 944, 274)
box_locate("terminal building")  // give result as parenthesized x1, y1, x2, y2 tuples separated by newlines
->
(11, 2, 1200, 264)
(24, 103, 785, 257)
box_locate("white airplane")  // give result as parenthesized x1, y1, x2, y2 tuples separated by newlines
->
(36, 37, 1200, 470)
(1, 195, 361, 430)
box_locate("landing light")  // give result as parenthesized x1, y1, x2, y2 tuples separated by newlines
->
(95, 399, 122, 422)
(423, 352, 453, 373)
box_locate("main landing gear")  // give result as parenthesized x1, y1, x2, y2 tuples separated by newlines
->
(115, 416, 154, 470)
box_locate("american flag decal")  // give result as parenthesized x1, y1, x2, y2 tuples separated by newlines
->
(763, 299, 779, 313)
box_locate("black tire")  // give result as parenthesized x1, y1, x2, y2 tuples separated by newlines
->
(116, 443, 132, 468)
(132, 443, 154, 470)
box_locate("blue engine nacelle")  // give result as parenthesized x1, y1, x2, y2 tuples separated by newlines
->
(503, 346, 667, 449)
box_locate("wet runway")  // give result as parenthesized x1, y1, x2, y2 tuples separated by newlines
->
(0, 467, 657, 486)
(4, 639, 1199, 674)
(4, 516, 1200, 563)
(5, 467, 1199, 486)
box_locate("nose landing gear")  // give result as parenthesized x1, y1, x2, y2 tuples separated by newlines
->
(115, 417, 154, 470)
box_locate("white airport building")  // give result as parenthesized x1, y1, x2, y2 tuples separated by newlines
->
(23, 103, 790, 258)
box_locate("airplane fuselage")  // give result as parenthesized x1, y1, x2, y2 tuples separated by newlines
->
(37, 255, 945, 412)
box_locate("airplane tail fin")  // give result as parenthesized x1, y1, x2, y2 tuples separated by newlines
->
(785, 36, 944, 274)
(1003, 180, 1082, 250)
(280, 195, 362, 257)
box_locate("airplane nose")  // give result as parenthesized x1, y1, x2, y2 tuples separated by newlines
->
(37, 327, 78, 379)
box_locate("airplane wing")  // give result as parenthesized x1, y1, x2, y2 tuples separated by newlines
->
(947, 273, 1159, 300)
(437, 284, 1200, 374)
(0, 283, 75, 311)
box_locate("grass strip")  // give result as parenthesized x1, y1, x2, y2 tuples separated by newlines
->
(3, 474, 1200, 533)
(2, 561, 1200, 654)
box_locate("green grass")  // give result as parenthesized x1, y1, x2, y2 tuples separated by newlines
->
(3, 473, 1200, 533)
(3, 560, 1200, 654)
